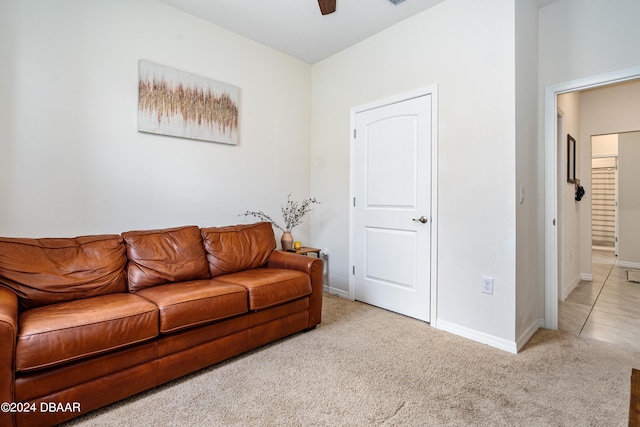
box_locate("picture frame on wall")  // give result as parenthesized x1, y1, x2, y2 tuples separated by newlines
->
(567, 134, 576, 183)
(138, 60, 239, 145)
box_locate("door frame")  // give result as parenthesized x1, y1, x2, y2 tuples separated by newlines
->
(544, 66, 640, 329)
(348, 86, 439, 325)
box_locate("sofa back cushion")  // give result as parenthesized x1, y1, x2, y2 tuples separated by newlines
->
(0, 235, 127, 311)
(201, 222, 275, 278)
(122, 225, 210, 292)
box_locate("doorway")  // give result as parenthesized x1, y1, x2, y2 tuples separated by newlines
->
(544, 67, 640, 330)
(349, 87, 438, 324)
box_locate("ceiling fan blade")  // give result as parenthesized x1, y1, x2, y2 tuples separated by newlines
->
(318, 0, 336, 15)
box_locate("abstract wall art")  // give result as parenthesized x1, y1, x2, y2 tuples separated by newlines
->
(138, 60, 239, 145)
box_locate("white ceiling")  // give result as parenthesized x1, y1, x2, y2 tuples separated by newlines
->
(159, 0, 448, 64)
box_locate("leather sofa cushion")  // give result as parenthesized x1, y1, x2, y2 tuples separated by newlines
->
(0, 234, 127, 310)
(123, 226, 210, 292)
(215, 268, 311, 311)
(136, 280, 248, 333)
(201, 222, 275, 278)
(16, 293, 158, 372)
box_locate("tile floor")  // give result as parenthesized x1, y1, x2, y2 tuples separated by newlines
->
(559, 249, 640, 352)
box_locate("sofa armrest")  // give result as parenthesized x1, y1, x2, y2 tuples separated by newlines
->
(267, 251, 323, 328)
(0, 286, 18, 426)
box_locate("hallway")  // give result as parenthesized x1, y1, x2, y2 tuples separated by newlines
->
(559, 249, 640, 352)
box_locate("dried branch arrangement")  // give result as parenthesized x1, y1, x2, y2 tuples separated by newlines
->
(241, 194, 320, 232)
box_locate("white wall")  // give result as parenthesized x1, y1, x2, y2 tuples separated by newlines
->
(592, 134, 618, 158)
(311, 0, 519, 348)
(515, 0, 541, 344)
(539, 0, 640, 87)
(538, 0, 640, 320)
(0, 0, 312, 241)
(557, 92, 582, 299)
(618, 131, 640, 266)
(0, 5, 12, 223)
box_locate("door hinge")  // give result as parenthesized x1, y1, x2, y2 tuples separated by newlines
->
(353, 129, 356, 139)
(353, 197, 356, 207)
(352, 266, 355, 275)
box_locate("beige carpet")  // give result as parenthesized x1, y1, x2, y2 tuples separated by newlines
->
(63, 294, 639, 426)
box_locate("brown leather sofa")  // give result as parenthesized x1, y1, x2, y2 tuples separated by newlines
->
(0, 222, 323, 427)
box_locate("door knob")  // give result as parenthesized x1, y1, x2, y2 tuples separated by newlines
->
(412, 216, 428, 224)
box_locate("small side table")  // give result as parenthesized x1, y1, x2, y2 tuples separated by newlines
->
(294, 247, 321, 258)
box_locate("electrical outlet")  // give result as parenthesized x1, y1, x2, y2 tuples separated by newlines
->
(482, 276, 494, 295)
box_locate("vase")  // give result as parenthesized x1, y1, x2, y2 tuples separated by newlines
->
(281, 231, 294, 251)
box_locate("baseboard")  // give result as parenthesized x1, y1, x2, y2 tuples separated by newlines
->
(516, 318, 540, 352)
(436, 319, 518, 354)
(581, 273, 593, 282)
(560, 275, 582, 301)
(618, 260, 640, 269)
(324, 286, 350, 300)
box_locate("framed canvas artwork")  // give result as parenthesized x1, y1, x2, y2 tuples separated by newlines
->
(138, 60, 239, 145)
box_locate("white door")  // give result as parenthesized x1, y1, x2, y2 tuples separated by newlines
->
(353, 94, 432, 322)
